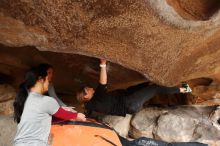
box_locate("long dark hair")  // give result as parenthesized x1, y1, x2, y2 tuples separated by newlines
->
(38, 63, 53, 73)
(13, 67, 48, 123)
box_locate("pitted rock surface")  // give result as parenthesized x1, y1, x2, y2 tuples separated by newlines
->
(1, 0, 220, 86)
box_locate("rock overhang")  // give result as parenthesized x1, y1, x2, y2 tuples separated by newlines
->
(0, 0, 220, 86)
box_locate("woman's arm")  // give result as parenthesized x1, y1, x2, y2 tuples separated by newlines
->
(99, 59, 107, 85)
(42, 96, 86, 121)
(53, 107, 86, 121)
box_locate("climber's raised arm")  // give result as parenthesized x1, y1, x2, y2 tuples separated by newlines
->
(99, 59, 107, 85)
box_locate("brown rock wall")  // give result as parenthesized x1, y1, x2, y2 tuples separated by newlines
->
(0, 0, 220, 86)
(0, 1, 220, 105)
(167, 0, 220, 20)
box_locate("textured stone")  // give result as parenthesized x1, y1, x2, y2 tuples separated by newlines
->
(167, 0, 220, 21)
(0, 0, 220, 86)
(0, 13, 48, 47)
(155, 113, 198, 142)
(130, 107, 167, 138)
(101, 114, 132, 137)
(0, 116, 17, 146)
(0, 84, 15, 115)
(129, 106, 220, 144)
(0, 99, 14, 115)
(192, 80, 220, 105)
(0, 84, 16, 101)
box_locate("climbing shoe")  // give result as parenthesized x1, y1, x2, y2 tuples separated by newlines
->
(182, 83, 192, 93)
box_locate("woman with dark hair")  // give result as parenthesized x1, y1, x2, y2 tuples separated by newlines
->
(38, 63, 76, 112)
(38, 63, 66, 106)
(13, 67, 86, 146)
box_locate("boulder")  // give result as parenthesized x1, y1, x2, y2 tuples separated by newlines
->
(101, 114, 132, 138)
(154, 112, 198, 142)
(0, 116, 17, 146)
(0, 84, 16, 102)
(0, 99, 14, 115)
(130, 106, 220, 145)
(1, 0, 220, 86)
(0, 84, 16, 115)
(130, 107, 167, 138)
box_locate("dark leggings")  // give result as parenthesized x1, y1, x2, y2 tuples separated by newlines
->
(125, 83, 180, 114)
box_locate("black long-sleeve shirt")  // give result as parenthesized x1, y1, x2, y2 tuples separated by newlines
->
(85, 84, 127, 117)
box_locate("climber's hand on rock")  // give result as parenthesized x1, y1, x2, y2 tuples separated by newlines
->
(100, 59, 107, 65)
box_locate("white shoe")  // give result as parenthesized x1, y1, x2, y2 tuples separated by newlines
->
(182, 83, 192, 93)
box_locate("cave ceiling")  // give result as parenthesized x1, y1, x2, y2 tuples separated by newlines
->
(0, 0, 220, 86)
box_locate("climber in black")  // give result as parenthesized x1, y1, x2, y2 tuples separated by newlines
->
(76, 59, 192, 117)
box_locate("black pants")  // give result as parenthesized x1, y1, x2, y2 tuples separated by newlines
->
(124, 83, 180, 114)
